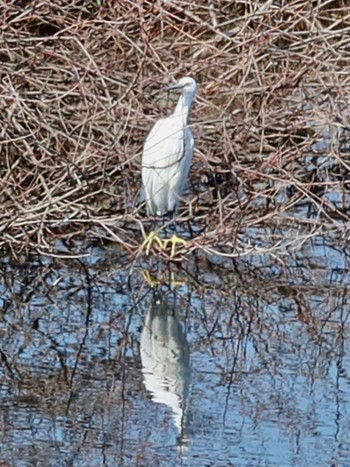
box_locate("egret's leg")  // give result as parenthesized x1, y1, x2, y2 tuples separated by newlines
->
(142, 270, 160, 288)
(142, 231, 164, 255)
(169, 271, 185, 288)
(163, 234, 187, 257)
(141, 270, 184, 288)
(186, 219, 195, 239)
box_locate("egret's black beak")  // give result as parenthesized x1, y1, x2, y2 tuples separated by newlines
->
(166, 83, 184, 92)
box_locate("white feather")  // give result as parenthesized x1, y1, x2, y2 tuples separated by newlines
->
(142, 77, 197, 216)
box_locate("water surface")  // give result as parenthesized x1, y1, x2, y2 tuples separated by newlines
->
(0, 234, 349, 466)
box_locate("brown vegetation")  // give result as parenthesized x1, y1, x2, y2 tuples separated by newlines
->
(1, 0, 350, 260)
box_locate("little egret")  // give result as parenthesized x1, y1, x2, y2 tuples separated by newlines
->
(141, 76, 197, 256)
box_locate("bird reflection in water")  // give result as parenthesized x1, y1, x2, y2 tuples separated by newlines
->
(140, 291, 191, 445)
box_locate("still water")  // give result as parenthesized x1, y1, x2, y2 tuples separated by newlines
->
(0, 235, 349, 467)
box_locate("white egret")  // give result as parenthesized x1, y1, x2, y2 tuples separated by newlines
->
(141, 76, 197, 256)
(140, 292, 190, 436)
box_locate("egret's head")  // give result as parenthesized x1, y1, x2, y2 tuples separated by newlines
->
(167, 77, 197, 95)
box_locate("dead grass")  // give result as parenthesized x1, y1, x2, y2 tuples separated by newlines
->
(1, 0, 350, 260)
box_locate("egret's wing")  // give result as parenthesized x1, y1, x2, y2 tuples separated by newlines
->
(142, 116, 188, 214)
(142, 117, 184, 169)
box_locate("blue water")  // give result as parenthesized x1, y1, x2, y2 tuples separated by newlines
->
(0, 235, 349, 466)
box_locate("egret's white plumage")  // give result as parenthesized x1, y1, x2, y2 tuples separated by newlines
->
(142, 77, 197, 216)
(140, 293, 190, 434)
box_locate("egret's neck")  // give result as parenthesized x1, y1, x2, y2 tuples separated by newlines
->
(173, 92, 194, 124)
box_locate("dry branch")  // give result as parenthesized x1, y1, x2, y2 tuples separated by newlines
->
(1, 0, 350, 260)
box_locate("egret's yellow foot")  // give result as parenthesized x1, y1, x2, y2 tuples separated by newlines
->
(142, 270, 160, 288)
(142, 231, 164, 255)
(141, 271, 184, 288)
(163, 234, 187, 257)
(169, 272, 185, 288)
